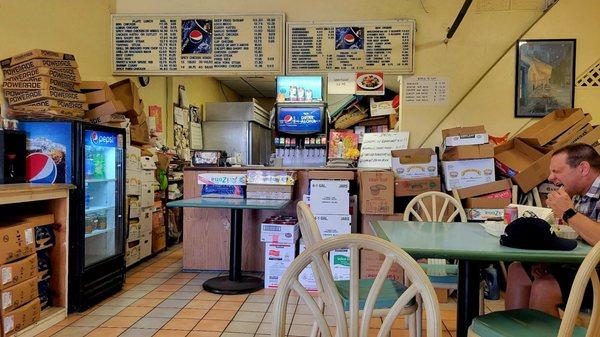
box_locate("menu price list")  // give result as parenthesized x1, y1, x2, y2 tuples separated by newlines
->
(287, 20, 414, 74)
(112, 14, 283, 74)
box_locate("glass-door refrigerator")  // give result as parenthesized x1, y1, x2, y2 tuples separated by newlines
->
(19, 121, 126, 312)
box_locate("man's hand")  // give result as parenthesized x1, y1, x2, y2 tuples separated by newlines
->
(546, 187, 575, 217)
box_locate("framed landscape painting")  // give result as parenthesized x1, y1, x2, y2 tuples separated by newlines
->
(515, 39, 576, 117)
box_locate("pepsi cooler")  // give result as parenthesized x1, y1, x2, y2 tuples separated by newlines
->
(19, 121, 126, 312)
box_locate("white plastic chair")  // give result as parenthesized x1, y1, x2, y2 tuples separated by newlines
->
(296, 201, 420, 337)
(469, 241, 600, 337)
(271, 234, 443, 337)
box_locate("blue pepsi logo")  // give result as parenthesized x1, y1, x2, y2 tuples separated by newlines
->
(26, 153, 57, 183)
(91, 131, 114, 145)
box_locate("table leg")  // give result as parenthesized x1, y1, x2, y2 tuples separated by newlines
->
(457, 260, 481, 337)
(202, 209, 263, 294)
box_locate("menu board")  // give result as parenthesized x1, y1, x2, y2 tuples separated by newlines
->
(111, 14, 284, 75)
(287, 20, 415, 74)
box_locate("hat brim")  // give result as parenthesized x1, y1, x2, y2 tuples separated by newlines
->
(549, 236, 578, 251)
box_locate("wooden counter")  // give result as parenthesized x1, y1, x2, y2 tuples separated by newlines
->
(182, 168, 357, 271)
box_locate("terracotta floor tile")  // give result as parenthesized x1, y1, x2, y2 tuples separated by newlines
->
(153, 330, 190, 337)
(100, 316, 141, 328)
(203, 309, 237, 321)
(185, 300, 216, 309)
(193, 319, 229, 332)
(125, 277, 145, 285)
(174, 308, 208, 319)
(162, 318, 200, 330)
(194, 292, 222, 301)
(172, 272, 196, 279)
(118, 306, 154, 317)
(186, 331, 222, 337)
(164, 278, 190, 285)
(54, 314, 83, 326)
(143, 291, 174, 299)
(132, 298, 164, 307)
(33, 324, 63, 337)
(85, 327, 127, 337)
(155, 284, 183, 292)
(213, 301, 243, 310)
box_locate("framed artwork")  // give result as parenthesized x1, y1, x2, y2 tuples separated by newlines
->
(515, 39, 576, 117)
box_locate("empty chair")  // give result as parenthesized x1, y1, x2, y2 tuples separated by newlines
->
(271, 233, 443, 337)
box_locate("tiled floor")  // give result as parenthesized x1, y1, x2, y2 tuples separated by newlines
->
(37, 246, 505, 337)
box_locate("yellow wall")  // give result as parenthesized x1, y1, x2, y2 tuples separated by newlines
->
(419, 0, 600, 147)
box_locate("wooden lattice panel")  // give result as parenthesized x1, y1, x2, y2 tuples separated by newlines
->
(576, 59, 600, 87)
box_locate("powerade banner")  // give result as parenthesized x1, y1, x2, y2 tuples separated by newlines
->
(85, 130, 117, 148)
(20, 122, 72, 184)
(277, 107, 322, 134)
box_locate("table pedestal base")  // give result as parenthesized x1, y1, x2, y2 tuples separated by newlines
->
(203, 275, 264, 295)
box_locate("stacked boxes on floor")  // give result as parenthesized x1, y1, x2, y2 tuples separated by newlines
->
(0, 214, 55, 336)
(152, 199, 166, 254)
(308, 171, 354, 282)
(261, 216, 299, 289)
(441, 126, 495, 193)
(1, 49, 86, 119)
(455, 179, 513, 221)
(139, 153, 157, 259)
(392, 148, 441, 196)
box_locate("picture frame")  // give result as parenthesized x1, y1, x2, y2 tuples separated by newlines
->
(515, 39, 576, 117)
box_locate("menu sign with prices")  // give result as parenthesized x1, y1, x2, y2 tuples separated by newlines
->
(287, 20, 414, 74)
(403, 76, 449, 105)
(112, 14, 284, 75)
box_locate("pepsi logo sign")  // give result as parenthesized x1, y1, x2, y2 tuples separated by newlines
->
(91, 131, 114, 145)
(190, 30, 203, 42)
(283, 115, 293, 123)
(26, 153, 57, 183)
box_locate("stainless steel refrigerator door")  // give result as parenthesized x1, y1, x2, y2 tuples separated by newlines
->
(203, 121, 250, 164)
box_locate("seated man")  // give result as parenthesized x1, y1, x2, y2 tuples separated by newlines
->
(505, 143, 600, 316)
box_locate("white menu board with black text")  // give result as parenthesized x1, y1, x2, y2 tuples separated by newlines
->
(287, 20, 414, 74)
(111, 14, 284, 75)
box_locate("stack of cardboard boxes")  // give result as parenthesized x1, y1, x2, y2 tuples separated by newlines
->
(1, 49, 86, 119)
(306, 171, 355, 281)
(455, 179, 513, 221)
(81, 81, 126, 125)
(441, 126, 495, 191)
(110, 79, 150, 144)
(261, 217, 299, 289)
(246, 170, 295, 200)
(391, 149, 441, 196)
(495, 108, 600, 199)
(0, 215, 55, 336)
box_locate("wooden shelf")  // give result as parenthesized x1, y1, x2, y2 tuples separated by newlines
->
(0, 184, 74, 205)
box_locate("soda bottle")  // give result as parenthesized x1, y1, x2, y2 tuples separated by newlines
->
(94, 152, 105, 179)
(85, 149, 95, 179)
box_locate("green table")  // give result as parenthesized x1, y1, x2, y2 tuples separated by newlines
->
(167, 197, 291, 294)
(371, 220, 592, 337)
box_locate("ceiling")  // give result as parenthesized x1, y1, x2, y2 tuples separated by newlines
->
(215, 76, 277, 98)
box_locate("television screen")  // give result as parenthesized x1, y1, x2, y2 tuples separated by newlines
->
(277, 107, 323, 134)
(276, 76, 323, 103)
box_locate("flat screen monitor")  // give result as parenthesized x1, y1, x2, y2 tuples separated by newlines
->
(277, 106, 325, 135)
(276, 76, 323, 103)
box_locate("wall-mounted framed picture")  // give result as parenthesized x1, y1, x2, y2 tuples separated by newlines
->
(515, 39, 576, 117)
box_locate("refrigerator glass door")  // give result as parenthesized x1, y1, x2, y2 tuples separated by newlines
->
(83, 129, 123, 267)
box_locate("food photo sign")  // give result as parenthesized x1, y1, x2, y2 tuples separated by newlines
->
(356, 72, 385, 95)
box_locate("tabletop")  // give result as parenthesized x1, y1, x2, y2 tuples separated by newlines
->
(166, 197, 291, 210)
(371, 220, 592, 263)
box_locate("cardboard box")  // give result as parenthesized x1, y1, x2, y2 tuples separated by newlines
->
(260, 222, 299, 244)
(246, 170, 296, 185)
(80, 81, 109, 91)
(465, 208, 504, 221)
(516, 108, 586, 147)
(5, 88, 86, 105)
(127, 221, 140, 242)
(85, 100, 127, 120)
(139, 233, 152, 259)
(246, 184, 293, 200)
(110, 79, 143, 114)
(394, 176, 441, 197)
(85, 86, 116, 106)
(2, 59, 78, 77)
(152, 227, 166, 254)
(330, 248, 350, 281)
(307, 170, 355, 181)
(315, 214, 351, 238)
(0, 255, 37, 290)
(126, 146, 141, 171)
(126, 171, 142, 196)
(541, 115, 592, 152)
(130, 122, 150, 144)
(125, 241, 140, 267)
(455, 179, 512, 199)
(360, 214, 404, 281)
(391, 148, 438, 179)
(441, 143, 494, 161)
(0, 223, 36, 265)
(1, 298, 41, 337)
(359, 171, 394, 215)
(140, 169, 155, 183)
(0, 277, 38, 313)
(4, 67, 81, 83)
(140, 156, 157, 170)
(309, 180, 350, 215)
(465, 197, 510, 209)
(298, 240, 318, 291)
(574, 124, 600, 146)
(3, 75, 80, 93)
(441, 158, 495, 191)
(197, 173, 246, 185)
(442, 125, 488, 147)
(264, 243, 296, 289)
(495, 139, 553, 192)
(12, 98, 87, 112)
(140, 184, 154, 208)
(538, 182, 559, 194)
(0, 49, 76, 68)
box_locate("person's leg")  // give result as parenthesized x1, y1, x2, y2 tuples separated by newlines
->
(505, 262, 532, 310)
(529, 274, 562, 317)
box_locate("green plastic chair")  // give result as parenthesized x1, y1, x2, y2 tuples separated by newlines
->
(295, 202, 422, 337)
(468, 241, 600, 337)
